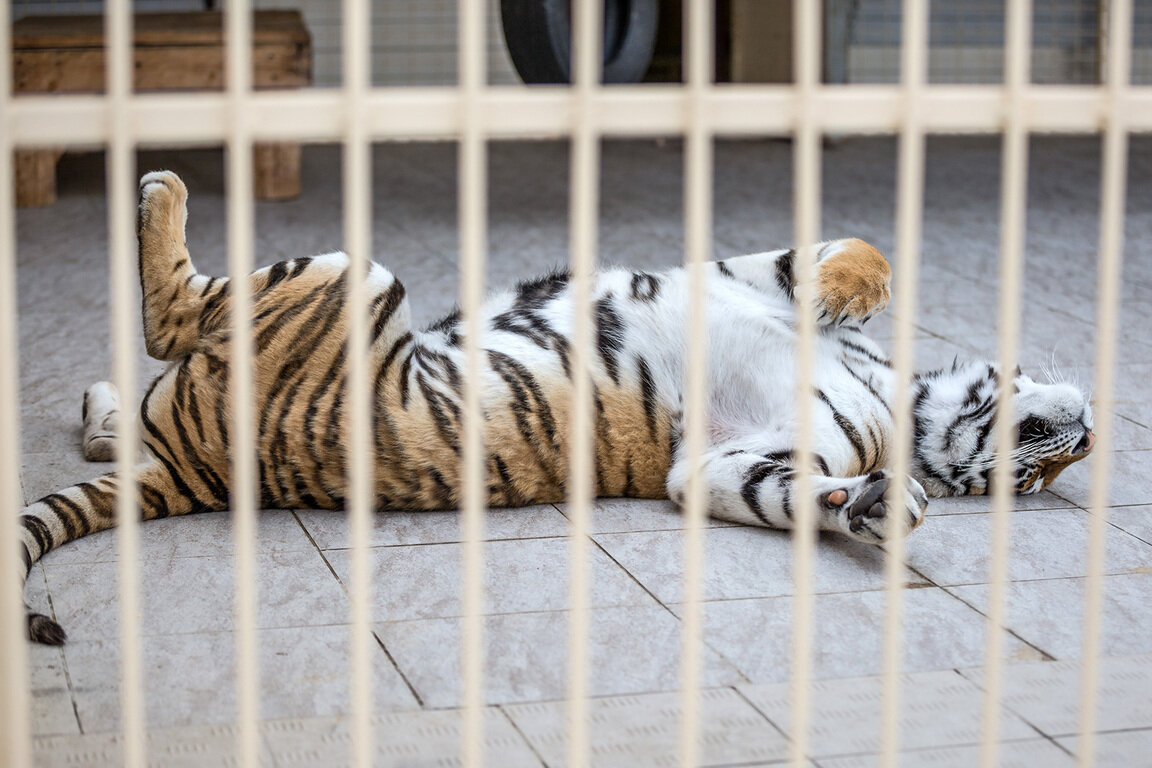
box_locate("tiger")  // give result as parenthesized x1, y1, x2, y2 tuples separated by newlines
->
(15, 170, 1095, 645)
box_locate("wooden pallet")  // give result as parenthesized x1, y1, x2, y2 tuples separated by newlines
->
(12, 11, 312, 206)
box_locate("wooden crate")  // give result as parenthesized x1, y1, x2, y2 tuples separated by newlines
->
(12, 10, 312, 206)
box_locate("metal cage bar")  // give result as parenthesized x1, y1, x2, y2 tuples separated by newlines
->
(106, 0, 146, 764)
(565, 2, 603, 766)
(341, 0, 376, 765)
(1077, 1, 1133, 765)
(8, 86, 1152, 145)
(0, 0, 33, 762)
(880, 0, 929, 765)
(224, 2, 261, 766)
(677, 0, 714, 765)
(980, 0, 1034, 764)
(787, 1, 824, 765)
(457, 0, 489, 764)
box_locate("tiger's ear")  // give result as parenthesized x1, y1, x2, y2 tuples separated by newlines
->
(1013, 364, 1023, 377)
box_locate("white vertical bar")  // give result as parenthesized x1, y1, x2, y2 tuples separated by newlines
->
(0, 0, 34, 761)
(678, 0, 712, 766)
(880, 0, 929, 765)
(458, 0, 488, 763)
(225, 1, 261, 765)
(1076, 1, 1131, 765)
(789, 0, 822, 765)
(342, 0, 375, 765)
(107, 0, 146, 765)
(979, 1, 1032, 765)
(567, 1, 601, 766)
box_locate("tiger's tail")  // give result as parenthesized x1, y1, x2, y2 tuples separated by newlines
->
(18, 459, 203, 644)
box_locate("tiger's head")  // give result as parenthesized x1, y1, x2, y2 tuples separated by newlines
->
(911, 361, 1094, 497)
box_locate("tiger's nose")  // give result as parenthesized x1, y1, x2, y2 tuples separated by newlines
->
(1073, 430, 1095, 456)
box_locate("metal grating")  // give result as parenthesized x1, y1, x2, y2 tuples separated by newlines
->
(0, 2, 1142, 768)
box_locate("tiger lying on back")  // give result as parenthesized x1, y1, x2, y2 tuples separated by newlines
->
(17, 170, 1095, 644)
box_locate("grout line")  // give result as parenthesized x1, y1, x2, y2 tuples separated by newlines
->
(729, 685, 797, 753)
(316, 532, 578, 552)
(903, 563, 1057, 662)
(369, 630, 424, 709)
(494, 705, 550, 768)
(583, 537, 753, 686)
(1104, 519, 1152, 548)
(949, 665, 1078, 750)
(585, 536, 676, 615)
(290, 510, 344, 587)
(36, 563, 84, 736)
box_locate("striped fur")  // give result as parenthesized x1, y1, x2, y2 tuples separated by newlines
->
(15, 171, 1093, 644)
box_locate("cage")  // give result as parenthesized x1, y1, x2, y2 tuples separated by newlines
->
(2, 1, 1150, 766)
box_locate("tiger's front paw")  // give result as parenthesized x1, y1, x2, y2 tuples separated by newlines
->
(814, 238, 891, 327)
(137, 170, 188, 237)
(822, 470, 927, 544)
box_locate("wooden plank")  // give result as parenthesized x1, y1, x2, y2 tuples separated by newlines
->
(14, 43, 311, 93)
(253, 143, 301, 200)
(12, 11, 309, 50)
(11, 10, 309, 206)
(730, 0, 792, 83)
(14, 149, 63, 207)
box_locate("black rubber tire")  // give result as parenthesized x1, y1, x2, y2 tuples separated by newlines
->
(500, 0, 659, 84)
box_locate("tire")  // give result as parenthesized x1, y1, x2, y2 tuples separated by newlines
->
(500, 0, 659, 84)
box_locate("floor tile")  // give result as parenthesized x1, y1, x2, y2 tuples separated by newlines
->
(25, 566, 83, 735)
(949, 574, 1152, 659)
(684, 587, 1041, 685)
(295, 504, 571, 549)
(556, 497, 740, 534)
(816, 739, 1074, 768)
(64, 625, 418, 733)
(23, 566, 66, 687)
(323, 537, 656, 622)
(264, 709, 542, 767)
(1108, 415, 1152, 451)
(38, 510, 315, 565)
(1056, 729, 1152, 768)
(917, 302, 1152, 369)
(738, 669, 1037, 758)
(33, 725, 272, 768)
(594, 527, 924, 605)
(30, 687, 80, 738)
(43, 549, 349, 640)
(919, 491, 1075, 516)
(958, 655, 1152, 736)
(1106, 505, 1152, 545)
(503, 688, 789, 768)
(377, 606, 745, 708)
(13, 137, 1152, 755)
(1048, 450, 1152, 507)
(24, 608, 78, 737)
(904, 509, 1152, 586)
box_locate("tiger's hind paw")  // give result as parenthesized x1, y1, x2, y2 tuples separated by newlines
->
(137, 170, 187, 236)
(822, 470, 927, 544)
(27, 612, 66, 645)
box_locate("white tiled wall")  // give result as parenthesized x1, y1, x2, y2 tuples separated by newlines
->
(11, 0, 521, 86)
(266, 0, 519, 86)
(848, 0, 1151, 84)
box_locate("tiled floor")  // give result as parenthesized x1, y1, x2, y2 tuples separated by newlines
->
(14, 135, 1152, 766)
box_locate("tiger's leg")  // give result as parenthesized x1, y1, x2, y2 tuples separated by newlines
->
(718, 238, 892, 327)
(137, 170, 232, 360)
(665, 435, 927, 544)
(18, 459, 217, 644)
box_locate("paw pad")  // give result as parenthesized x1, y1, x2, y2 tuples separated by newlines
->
(827, 489, 848, 506)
